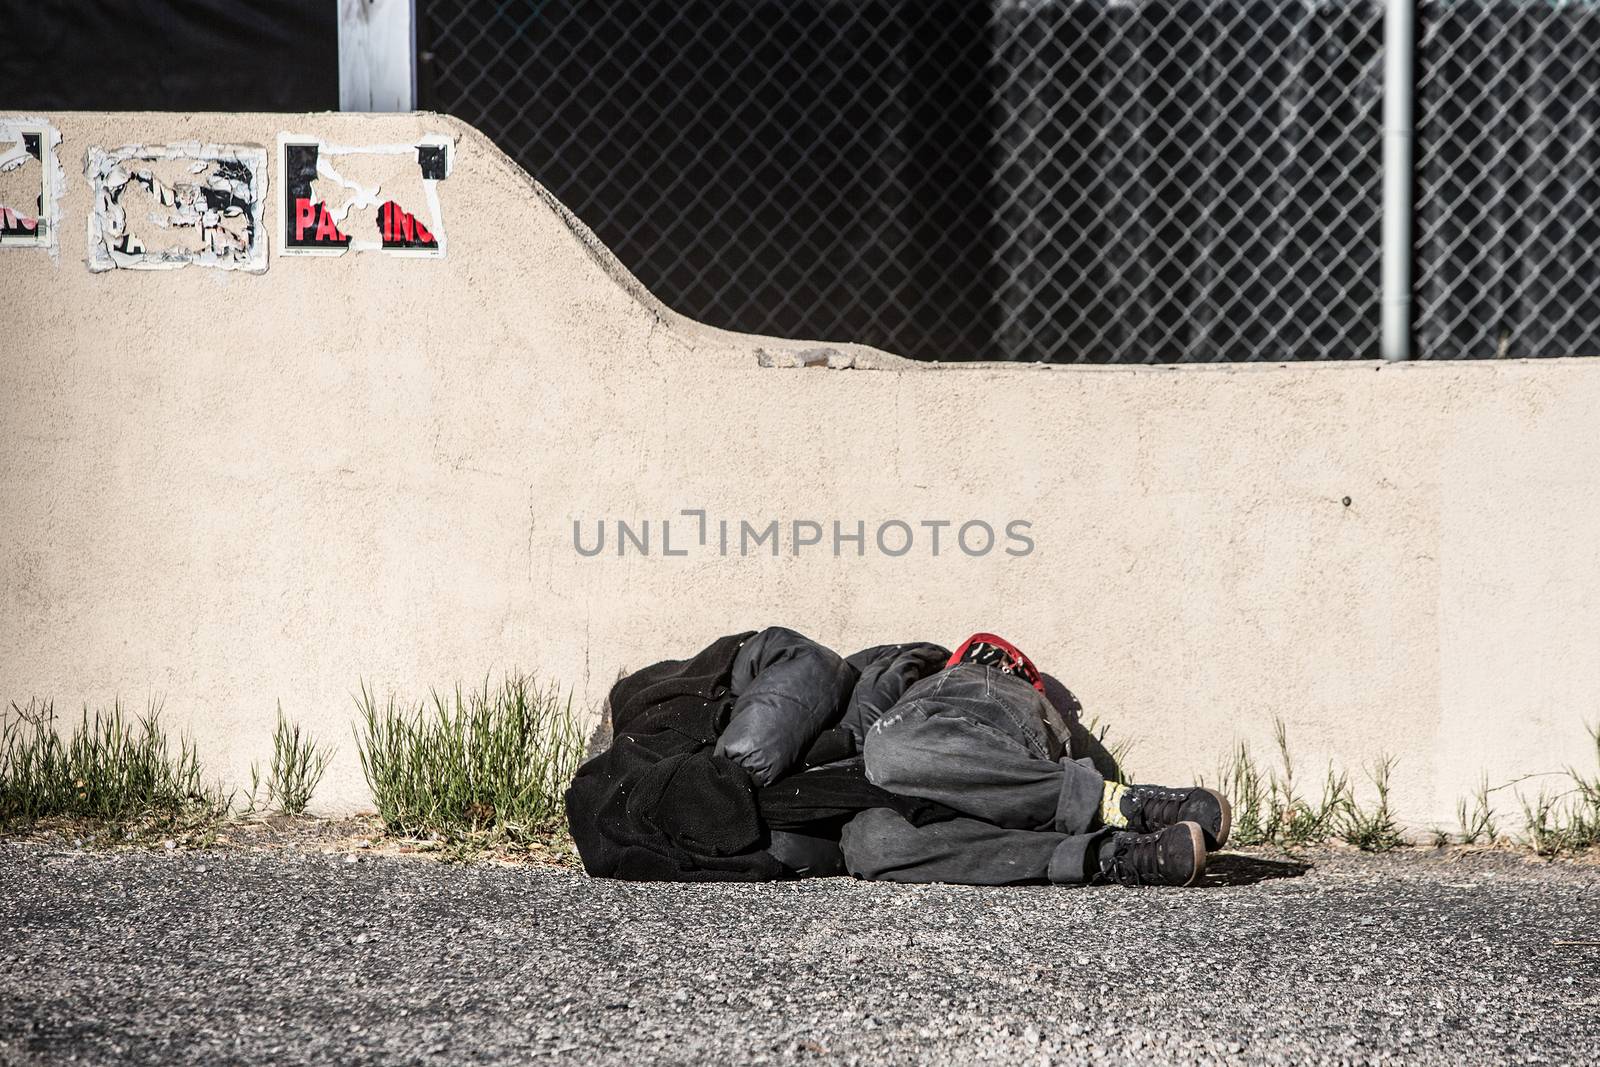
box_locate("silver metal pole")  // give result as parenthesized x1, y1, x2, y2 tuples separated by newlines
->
(1380, 0, 1416, 361)
(338, 0, 417, 112)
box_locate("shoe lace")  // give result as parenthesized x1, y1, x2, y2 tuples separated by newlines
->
(1102, 837, 1154, 887)
(1130, 787, 1185, 828)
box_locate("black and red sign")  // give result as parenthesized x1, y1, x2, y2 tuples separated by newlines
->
(378, 200, 436, 250)
(280, 139, 449, 256)
(282, 142, 351, 251)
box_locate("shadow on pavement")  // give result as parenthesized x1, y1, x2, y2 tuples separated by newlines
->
(1203, 852, 1312, 887)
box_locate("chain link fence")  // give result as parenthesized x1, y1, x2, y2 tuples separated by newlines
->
(419, 1, 1600, 363)
(1416, 0, 1600, 359)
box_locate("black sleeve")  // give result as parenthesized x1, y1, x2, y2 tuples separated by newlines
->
(839, 642, 951, 741)
(713, 627, 857, 786)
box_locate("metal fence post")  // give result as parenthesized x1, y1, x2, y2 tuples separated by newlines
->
(1381, 0, 1416, 361)
(339, 0, 417, 112)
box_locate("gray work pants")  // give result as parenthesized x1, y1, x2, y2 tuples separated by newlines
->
(840, 663, 1109, 885)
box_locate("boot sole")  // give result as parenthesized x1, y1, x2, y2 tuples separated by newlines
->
(1179, 820, 1207, 886)
(1203, 787, 1233, 850)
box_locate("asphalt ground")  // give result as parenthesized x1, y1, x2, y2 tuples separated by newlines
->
(2, 841, 1597, 1065)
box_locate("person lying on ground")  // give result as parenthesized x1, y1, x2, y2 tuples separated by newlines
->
(565, 627, 1230, 888)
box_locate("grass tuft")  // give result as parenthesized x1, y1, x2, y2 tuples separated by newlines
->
(1217, 740, 1270, 847)
(1216, 719, 1599, 855)
(1265, 719, 1349, 846)
(1517, 723, 1600, 856)
(1456, 771, 1498, 845)
(246, 704, 334, 816)
(354, 672, 582, 846)
(0, 697, 227, 829)
(1340, 755, 1406, 852)
(1215, 719, 1402, 849)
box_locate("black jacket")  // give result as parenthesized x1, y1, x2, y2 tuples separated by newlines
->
(565, 629, 954, 881)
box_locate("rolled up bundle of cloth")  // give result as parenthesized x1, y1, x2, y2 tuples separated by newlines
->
(569, 627, 1232, 889)
(564, 629, 954, 881)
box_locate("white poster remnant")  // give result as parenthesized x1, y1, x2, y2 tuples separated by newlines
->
(85, 142, 269, 273)
(0, 117, 65, 255)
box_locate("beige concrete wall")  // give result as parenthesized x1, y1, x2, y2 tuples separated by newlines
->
(3, 111, 1598, 830)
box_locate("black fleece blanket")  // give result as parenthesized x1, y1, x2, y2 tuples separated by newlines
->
(565, 632, 955, 882)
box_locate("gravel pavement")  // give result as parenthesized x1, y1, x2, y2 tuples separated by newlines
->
(2, 842, 1597, 1065)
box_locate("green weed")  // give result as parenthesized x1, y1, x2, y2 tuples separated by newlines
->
(1083, 714, 1134, 785)
(1265, 720, 1349, 846)
(1215, 719, 1398, 849)
(1456, 771, 1498, 845)
(1217, 740, 1270, 846)
(1340, 755, 1406, 852)
(246, 704, 334, 816)
(0, 697, 227, 829)
(1517, 723, 1600, 856)
(354, 672, 582, 845)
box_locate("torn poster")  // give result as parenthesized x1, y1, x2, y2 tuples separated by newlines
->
(84, 142, 268, 273)
(0, 117, 65, 255)
(277, 133, 453, 258)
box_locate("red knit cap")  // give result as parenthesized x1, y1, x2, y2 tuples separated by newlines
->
(946, 632, 1044, 692)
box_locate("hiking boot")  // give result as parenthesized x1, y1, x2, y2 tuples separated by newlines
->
(1119, 784, 1232, 849)
(1096, 822, 1207, 888)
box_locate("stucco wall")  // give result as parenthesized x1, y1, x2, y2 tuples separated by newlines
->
(3, 111, 1598, 829)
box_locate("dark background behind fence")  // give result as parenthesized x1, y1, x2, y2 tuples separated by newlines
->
(1414, 0, 1600, 362)
(0, 0, 337, 113)
(1, 1, 1595, 362)
(419, 0, 1600, 363)
(419, 0, 1388, 363)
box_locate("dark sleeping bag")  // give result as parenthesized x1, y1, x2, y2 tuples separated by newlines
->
(564, 631, 785, 881)
(565, 629, 960, 882)
(714, 626, 858, 785)
(714, 631, 953, 783)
